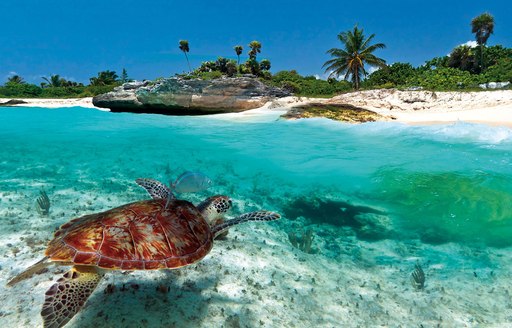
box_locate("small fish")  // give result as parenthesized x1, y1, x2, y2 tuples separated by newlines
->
(171, 171, 212, 193)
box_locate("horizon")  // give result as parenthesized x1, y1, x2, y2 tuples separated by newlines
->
(1, 0, 511, 85)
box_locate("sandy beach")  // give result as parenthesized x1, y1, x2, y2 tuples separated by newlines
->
(0, 97, 101, 109)
(325, 89, 512, 127)
(2, 90, 512, 127)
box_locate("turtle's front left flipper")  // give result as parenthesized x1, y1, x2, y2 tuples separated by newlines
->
(41, 265, 103, 328)
(135, 178, 174, 200)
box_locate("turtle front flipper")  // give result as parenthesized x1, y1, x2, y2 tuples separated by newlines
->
(7, 256, 51, 286)
(41, 265, 104, 328)
(136, 178, 174, 200)
(211, 211, 280, 239)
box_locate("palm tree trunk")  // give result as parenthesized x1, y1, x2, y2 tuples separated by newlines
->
(185, 53, 191, 72)
(354, 66, 360, 90)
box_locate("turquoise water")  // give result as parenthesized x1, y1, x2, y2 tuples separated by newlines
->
(2, 106, 511, 246)
(2, 106, 512, 326)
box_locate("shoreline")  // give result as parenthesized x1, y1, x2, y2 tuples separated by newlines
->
(325, 89, 512, 128)
(0, 97, 103, 110)
(2, 89, 512, 127)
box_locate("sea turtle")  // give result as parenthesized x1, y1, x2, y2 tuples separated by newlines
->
(7, 178, 280, 328)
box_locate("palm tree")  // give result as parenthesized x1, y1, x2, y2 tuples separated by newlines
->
(471, 13, 494, 71)
(89, 70, 119, 86)
(179, 40, 191, 72)
(248, 41, 261, 60)
(7, 75, 25, 84)
(234, 45, 243, 65)
(41, 75, 64, 88)
(448, 45, 476, 72)
(323, 26, 386, 90)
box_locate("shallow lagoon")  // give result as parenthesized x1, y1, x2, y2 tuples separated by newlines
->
(1, 106, 512, 327)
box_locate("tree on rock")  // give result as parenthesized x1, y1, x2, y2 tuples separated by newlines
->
(260, 59, 271, 71)
(179, 40, 191, 72)
(120, 68, 130, 83)
(234, 45, 243, 65)
(248, 41, 261, 60)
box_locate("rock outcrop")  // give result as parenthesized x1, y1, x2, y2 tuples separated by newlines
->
(0, 99, 27, 106)
(282, 103, 390, 123)
(93, 77, 289, 114)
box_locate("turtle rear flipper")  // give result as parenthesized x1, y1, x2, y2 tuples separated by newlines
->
(41, 266, 103, 328)
(7, 257, 50, 286)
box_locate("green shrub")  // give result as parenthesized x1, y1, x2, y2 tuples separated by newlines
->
(407, 67, 484, 90)
(198, 71, 223, 80)
(270, 70, 351, 97)
(280, 81, 302, 93)
(260, 59, 271, 71)
(225, 61, 238, 77)
(0, 82, 42, 97)
(79, 85, 117, 97)
(40, 86, 86, 98)
(484, 58, 512, 83)
(364, 63, 416, 88)
(483, 45, 512, 68)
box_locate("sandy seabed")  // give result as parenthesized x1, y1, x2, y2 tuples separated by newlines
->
(1, 186, 512, 327)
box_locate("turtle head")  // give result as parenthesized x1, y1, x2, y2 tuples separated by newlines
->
(197, 195, 232, 224)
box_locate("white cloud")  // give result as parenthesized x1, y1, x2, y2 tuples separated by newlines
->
(460, 40, 478, 48)
(367, 66, 380, 74)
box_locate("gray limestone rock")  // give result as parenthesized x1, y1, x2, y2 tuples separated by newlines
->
(93, 77, 289, 115)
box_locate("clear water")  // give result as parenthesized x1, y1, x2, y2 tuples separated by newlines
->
(3, 106, 511, 246)
(1, 106, 512, 326)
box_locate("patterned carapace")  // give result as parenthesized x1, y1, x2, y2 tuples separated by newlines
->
(46, 199, 213, 270)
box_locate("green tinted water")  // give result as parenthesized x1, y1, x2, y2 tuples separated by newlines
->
(1, 106, 511, 247)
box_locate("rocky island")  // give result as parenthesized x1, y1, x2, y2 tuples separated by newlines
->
(92, 76, 289, 115)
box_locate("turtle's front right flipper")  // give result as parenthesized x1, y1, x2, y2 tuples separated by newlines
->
(212, 211, 280, 239)
(135, 178, 174, 200)
(41, 265, 103, 328)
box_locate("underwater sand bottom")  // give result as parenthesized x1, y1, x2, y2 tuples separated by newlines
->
(1, 188, 511, 327)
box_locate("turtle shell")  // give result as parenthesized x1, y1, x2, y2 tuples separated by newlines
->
(45, 199, 213, 270)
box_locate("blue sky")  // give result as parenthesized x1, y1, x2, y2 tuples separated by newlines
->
(1, 0, 510, 84)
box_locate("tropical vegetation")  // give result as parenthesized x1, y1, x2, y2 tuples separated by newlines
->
(1, 12, 510, 99)
(323, 25, 387, 90)
(179, 40, 191, 72)
(0, 69, 128, 98)
(471, 12, 494, 72)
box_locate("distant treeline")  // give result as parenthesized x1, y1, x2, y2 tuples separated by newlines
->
(0, 70, 128, 98)
(361, 45, 512, 91)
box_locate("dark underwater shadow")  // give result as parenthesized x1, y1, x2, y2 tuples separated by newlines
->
(67, 268, 260, 328)
(282, 196, 392, 241)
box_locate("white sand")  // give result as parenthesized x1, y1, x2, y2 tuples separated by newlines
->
(3, 90, 512, 127)
(0, 97, 102, 110)
(326, 89, 512, 127)
(2, 191, 512, 327)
